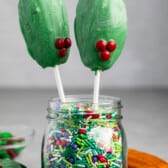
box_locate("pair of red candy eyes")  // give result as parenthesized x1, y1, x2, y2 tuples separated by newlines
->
(55, 38, 72, 57)
(96, 40, 117, 61)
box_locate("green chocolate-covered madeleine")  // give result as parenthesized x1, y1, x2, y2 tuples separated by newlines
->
(75, 0, 127, 71)
(18, 0, 71, 68)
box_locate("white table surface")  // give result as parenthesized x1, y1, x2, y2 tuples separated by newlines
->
(0, 89, 168, 167)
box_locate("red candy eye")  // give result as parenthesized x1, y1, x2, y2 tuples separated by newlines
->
(64, 37, 72, 48)
(96, 40, 106, 51)
(106, 41, 117, 52)
(55, 38, 65, 49)
(58, 48, 67, 57)
(100, 51, 111, 61)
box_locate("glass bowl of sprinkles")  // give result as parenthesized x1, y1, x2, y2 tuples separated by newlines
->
(0, 125, 35, 160)
(42, 95, 127, 168)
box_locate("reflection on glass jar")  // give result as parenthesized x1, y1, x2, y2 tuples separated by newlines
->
(42, 95, 127, 168)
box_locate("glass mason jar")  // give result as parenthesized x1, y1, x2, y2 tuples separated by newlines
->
(42, 95, 127, 168)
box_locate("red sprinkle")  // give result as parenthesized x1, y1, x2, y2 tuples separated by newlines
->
(61, 128, 65, 132)
(61, 140, 67, 147)
(107, 40, 117, 52)
(84, 114, 90, 119)
(78, 129, 86, 134)
(97, 154, 107, 163)
(58, 48, 67, 57)
(92, 114, 100, 119)
(99, 157, 107, 163)
(55, 38, 65, 49)
(84, 113, 99, 119)
(86, 110, 94, 114)
(96, 40, 107, 51)
(100, 51, 111, 61)
(114, 127, 120, 131)
(55, 140, 61, 146)
(107, 149, 113, 154)
(112, 134, 117, 139)
(97, 154, 103, 159)
(106, 114, 112, 119)
(64, 37, 72, 48)
(7, 149, 17, 160)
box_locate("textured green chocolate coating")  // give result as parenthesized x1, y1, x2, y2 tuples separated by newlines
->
(75, 0, 127, 71)
(18, 0, 70, 68)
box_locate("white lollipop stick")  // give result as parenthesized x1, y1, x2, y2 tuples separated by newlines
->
(93, 70, 101, 109)
(54, 66, 66, 102)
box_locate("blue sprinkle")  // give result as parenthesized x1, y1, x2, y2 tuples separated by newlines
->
(48, 154, 53, 160)
(64, 132, 69, 138)
(47, 146, 51, 151)
(54, 103, 61, 110)
(60, 164, 66, 168)
(50, 161, 55, 166)
(66, 142, 71, 147)
(92, 156, 98, 163)
(56, 133, 62, 139)
(68, 157, 74, 163)
(72, 143, 78, 150)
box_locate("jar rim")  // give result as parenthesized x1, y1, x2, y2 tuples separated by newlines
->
(47, 95, 122, 119)
(48, 94, 122, 109)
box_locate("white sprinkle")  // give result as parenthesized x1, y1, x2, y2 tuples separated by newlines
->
(76, 154, 82, 160)
(76, 164, 85, 167)
(53, 154, 61, 157)
(112, 162, 120, 167)
(50, 157, 57, 161)
(50, 145, 54, 151)
(54, 130, 62, 133)
(86, 116, 92, 122)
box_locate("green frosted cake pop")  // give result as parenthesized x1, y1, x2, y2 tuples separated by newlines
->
(18, 0, 71, 68)
(75, 0, 127, 71)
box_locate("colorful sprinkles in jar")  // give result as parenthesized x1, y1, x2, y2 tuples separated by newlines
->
(43, 102, 124, 168)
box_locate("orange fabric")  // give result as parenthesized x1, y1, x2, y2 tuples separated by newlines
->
(128, 149, 168, 168)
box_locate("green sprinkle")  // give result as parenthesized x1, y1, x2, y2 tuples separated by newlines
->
(97, 162, 107, 166)
(86, 155, 91, 165)
(0, 132, 12, 138)
(63, 159, 72, 166)
(0, 139, 7, 145)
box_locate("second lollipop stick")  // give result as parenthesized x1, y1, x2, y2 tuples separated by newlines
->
(93, 70, 101, 109)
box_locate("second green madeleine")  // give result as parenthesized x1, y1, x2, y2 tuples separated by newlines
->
(75, 0, 127, 71)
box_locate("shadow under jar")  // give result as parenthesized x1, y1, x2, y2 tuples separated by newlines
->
(42, 95, 127, 168)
